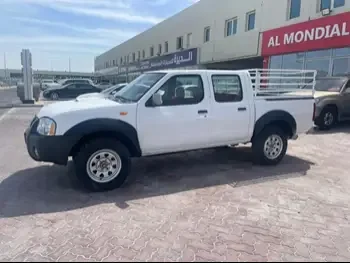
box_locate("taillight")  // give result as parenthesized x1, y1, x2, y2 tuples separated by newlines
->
(312, 103, 316, 121)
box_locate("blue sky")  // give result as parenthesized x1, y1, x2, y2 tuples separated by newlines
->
(0, 0, 199, 72)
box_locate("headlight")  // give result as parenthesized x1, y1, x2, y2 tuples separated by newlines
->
(37, 117, 56, 136)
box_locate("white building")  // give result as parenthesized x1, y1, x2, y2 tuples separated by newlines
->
(95, 0, 350, 83)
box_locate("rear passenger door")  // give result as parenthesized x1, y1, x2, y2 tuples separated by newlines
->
(208, 74, 251, 144)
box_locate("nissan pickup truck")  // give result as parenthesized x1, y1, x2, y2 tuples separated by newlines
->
(24, 69, 316, 192)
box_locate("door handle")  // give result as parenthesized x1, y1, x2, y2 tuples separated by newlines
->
(238, 107, 247, 111)
(198, 110, 208, 114)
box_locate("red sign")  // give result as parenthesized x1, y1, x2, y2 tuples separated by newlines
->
(261, 12, 350, 56)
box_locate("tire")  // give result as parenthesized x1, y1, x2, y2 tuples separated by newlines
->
(74, 138, 131, 192)
(252, 126, 288, 166)
(315, 106, 337, 130)
(50, 92, 59, 100)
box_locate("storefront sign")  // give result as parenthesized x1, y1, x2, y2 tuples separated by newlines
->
(262, 12, 350, 56)
(118, 48, 198, 75)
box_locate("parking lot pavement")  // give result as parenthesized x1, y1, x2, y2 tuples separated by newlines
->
(0, 87, 21, 107)
(1, 108, 350, 262)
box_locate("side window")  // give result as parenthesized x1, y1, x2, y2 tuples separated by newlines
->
(212, 75, 243, 103)
(154, 75, 204, 106)
(67, 84, 76, 89)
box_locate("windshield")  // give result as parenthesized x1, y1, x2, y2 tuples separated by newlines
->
(102, 84, 125, 95)
(302, 78, 347, 92)
(114, 73, 166, 102)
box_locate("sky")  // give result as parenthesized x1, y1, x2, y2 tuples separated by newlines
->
(0, 0, 199, 72)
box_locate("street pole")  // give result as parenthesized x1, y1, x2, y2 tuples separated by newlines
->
(69, 57, 71, 72)
(3, 53, 7, 82)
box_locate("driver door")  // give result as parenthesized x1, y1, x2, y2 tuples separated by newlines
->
(340, 80, 350, 119)
(137, 73, 211, 156)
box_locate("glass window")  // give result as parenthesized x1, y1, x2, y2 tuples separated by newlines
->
(212, 75, 243, 102)
(269, 55, 283, 69)
(177, 36, 183, 49)
(333, 47, 350, 57)
(306, 49, 331, 58)
(289, 0, 301, 19)
(132, 53, 135, 62)
(155, 75, 204, 106)
(158, 44, 162, 55)
(150, 47, 154, 57)
(204, 27, 210, 42)
(142, 50, 145, 58)
(246, 11, 255, 31)
(332, 58, 350, 76)
(226, 18, 237, 37)
(282, 53, 304, 69)
(320, 0, 331, 10)
(138, 51, 141, 60)
(165, 42, 169, 53)
(306, 59, 330, 77)
(334, 0, 345, 8)
(187, 33, 192, 48)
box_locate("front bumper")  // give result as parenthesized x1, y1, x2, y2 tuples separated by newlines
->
(24, 117, 76, 165)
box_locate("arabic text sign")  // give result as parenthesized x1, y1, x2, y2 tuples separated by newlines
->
(119, 48, 198, 74)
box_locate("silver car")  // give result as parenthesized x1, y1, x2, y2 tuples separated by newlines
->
(310, 77, 350, 130)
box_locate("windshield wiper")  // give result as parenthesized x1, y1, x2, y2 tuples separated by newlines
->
(114, 95, 135, 103)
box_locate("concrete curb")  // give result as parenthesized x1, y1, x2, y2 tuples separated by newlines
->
(0, 103, 44, 109)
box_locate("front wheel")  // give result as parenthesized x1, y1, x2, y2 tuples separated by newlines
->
(50, 92, 59, 100)
(252, 126, 288, 165)
(315, 107, 337, 130)
(74, 138, 131, 192)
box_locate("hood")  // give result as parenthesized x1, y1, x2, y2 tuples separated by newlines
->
(76, 92, 104, 99)
(37, 97, 119, 118)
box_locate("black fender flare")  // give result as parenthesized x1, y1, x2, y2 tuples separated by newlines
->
(64, 118, 141, 157)
(252, 110, 297, 139)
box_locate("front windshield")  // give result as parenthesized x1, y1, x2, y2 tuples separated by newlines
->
(114, 73, 166, 102)
(303, 78, 347, 92)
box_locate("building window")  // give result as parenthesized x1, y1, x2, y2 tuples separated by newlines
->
(138, 51, 141, 60)
(120, 57, 123, 64)
(225, 18, 237, 37)
(289, 0, 301, 19)
(246, 11, 256, 31)
(186, 33, 192, 48)
(165, 41, 169, 53)
(150, 46, 154, 57)
(132, 53, 135, 62)
(142, 50, 145, 59)
(333, 0, 345, 8)
(320, 0, 331, 10)
(204, 27, 210, 43)
(158, 44, 162, 55)
(113, 60, 116, 66)
(176, 36, 183, 50)
(124, 56, 127, 64)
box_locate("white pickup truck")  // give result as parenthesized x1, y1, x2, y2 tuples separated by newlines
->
(24, 69, 316, 191)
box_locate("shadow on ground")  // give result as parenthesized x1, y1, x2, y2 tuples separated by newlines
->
(310, 121, 350, 135)
(0, 147, 314, 218)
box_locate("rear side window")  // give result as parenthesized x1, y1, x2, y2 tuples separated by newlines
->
(211, 75, 243, 102)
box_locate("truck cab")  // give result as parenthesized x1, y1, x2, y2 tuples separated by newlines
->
(24, 69, 316, 192)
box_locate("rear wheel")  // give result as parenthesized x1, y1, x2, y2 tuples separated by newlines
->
(74, 138, 131, 192)
(50, 92, 59, 100)
(315, 106, 337, 130)
(252, 126, 288, 165)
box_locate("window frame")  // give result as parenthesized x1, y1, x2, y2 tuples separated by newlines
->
(211, 74, 244, 103)
(186, 33, 192, 48)
(246, 11, 256, 31)
(146, 74, 205, 107)
(288, 0, 301, 19)
(150, 46, 154, 57)
(165, 41, 169, 53)
(225, 17, 238, 37)
(158, 44, 162, 55)
(176, 36, 184, 50)
(204, 26, 211, 43)
(142, 50, 146, 59)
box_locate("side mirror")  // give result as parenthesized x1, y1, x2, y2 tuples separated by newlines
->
(152, 93, 163, 106)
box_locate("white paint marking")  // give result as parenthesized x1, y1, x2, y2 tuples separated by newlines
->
(0, 108, 16, 122)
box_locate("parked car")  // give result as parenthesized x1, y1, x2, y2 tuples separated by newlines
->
(77, 83, 128, 100)
(301, 76, 350, 130)
(45, 78, 94, 89)
(24, 69, 316, 192)
(40, 79, 56, 90)
(96, 80, 112, 90)
(42, 83, 102, 100)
